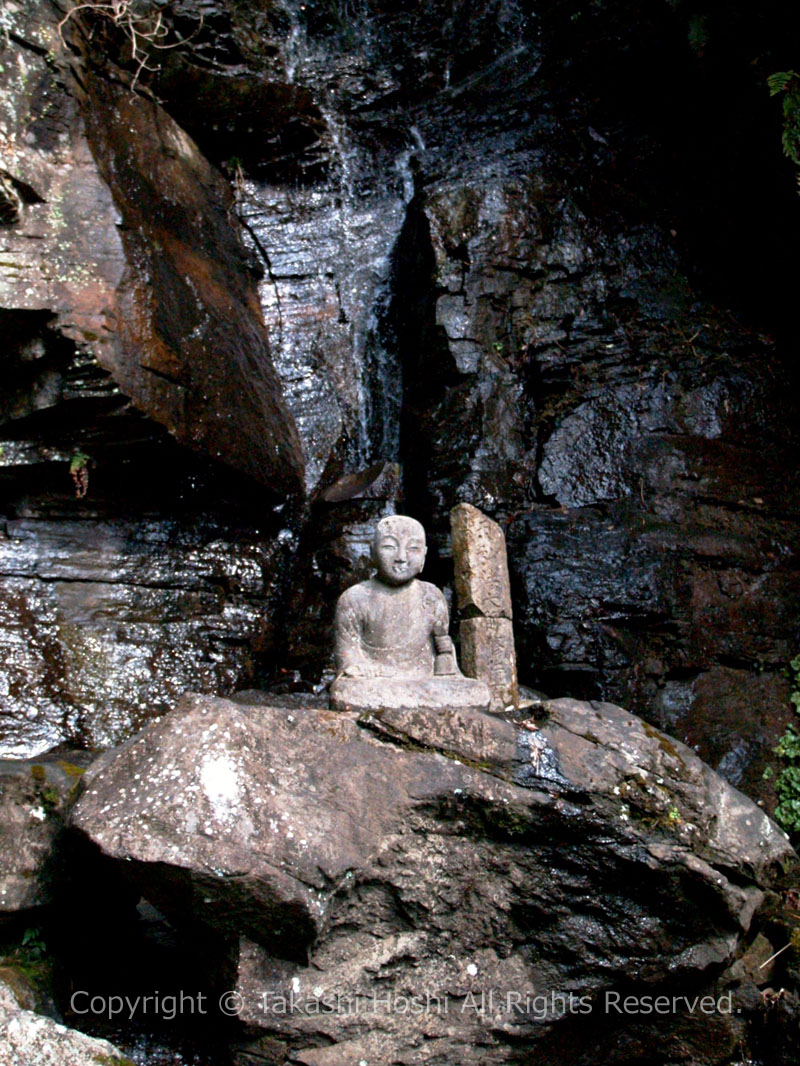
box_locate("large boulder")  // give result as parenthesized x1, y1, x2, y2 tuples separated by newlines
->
(69, 693, 796, 1063)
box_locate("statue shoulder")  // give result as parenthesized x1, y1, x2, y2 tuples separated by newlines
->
(336, 580, 373, 612)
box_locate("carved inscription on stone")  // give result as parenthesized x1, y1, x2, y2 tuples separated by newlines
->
(460, 618, 518, 713)
(450, 503, 512, 619)
(450, 503, 518, 713)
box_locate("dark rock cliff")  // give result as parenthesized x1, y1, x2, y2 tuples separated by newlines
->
(0, 0, 798, 810)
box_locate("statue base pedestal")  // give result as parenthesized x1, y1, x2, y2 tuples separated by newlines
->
(329, 676, 491, 714)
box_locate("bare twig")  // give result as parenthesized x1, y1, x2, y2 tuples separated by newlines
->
(58, 0, 203, 90)
(759, 942, 792, 969)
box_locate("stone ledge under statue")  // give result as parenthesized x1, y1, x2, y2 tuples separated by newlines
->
(329, 514, 491, 714)
(329, 676, 490, 714)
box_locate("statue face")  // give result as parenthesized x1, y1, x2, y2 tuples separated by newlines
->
(373, 517, 427, 586)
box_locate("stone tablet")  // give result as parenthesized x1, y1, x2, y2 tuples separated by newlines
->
(450, 504, 518, 713)
(460, 617, 519, 714)
(450, 502, 513, 619)
(329, 515, 490, 713)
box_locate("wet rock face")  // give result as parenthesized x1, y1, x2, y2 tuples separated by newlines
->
(70, 694, 796, 1064)
(505, 335, 800, 798)
(0, 292, 296, 758)
(0, 510, 288, 756)
(0, 0, 798, 798)
(394, 160, 800, 799)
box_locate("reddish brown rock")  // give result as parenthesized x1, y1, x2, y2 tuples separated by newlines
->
(0, 5, 304, 496)
(81, 76, 305, 495)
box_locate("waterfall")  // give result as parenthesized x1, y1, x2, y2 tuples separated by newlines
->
(235, 5, 425, 486)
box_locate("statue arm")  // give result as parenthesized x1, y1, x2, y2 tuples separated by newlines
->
(334, 592, 378, 679)
(430, 588, 460, 676)
(432, 588, 450, 636)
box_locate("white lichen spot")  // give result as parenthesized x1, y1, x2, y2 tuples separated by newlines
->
(466, 963, 478, 976)
(30, 806, 46, 822)
(200, 754, 241, 823)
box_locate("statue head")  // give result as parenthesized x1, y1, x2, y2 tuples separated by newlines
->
(372, 515, 427, 586)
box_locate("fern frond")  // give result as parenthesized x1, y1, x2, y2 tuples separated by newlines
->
(768, 70, 798, 96)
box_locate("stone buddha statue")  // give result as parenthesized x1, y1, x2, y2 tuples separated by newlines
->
(329, 515, 490, 713)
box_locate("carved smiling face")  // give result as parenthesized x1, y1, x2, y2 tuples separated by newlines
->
(373, 516, 427, 586)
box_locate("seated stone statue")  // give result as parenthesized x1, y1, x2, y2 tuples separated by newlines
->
(329, 515, 490, 713)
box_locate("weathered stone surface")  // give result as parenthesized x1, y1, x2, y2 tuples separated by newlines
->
(330, 676, 490, 714)
(0, 753, 88, 911)
(460, 616, 519, 713)
(70, 693, 796, 1064)
(0, 974, 129, 1066)
(71, 695, 484, 953)
(451, 502, 513, 619)
(358, 703, 519, 775)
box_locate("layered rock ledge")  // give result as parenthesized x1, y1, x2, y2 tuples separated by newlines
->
(70, 694, 797, 1064)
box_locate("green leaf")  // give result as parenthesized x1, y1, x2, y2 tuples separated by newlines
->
(69, 450, 90, 474)
(768, 71, 799, 96)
